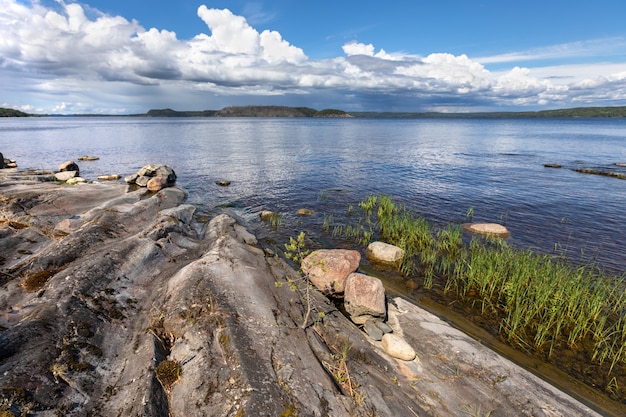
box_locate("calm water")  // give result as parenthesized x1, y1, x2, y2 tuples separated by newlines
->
(1, 117, 625, 274)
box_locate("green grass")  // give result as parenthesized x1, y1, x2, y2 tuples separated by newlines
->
(334, 194, 626, 379)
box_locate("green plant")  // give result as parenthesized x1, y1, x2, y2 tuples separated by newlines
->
(341, 194, 626, 392)
(269, 212, 282, 228)
(283, 232, 317, 329)
(466, 206, 475, 222)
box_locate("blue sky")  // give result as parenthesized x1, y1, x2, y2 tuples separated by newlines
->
(2, 0, 626, 114)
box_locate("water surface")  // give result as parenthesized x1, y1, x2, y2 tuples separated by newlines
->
(1, 116, 625, 273)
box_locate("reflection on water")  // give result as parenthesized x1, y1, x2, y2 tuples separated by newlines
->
(1, 116, 625, 273)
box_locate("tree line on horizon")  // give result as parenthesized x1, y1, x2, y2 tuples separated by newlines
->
(2, 105, 626, 118)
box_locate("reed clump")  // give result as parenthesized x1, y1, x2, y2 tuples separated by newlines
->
(335, 194, 626, 384)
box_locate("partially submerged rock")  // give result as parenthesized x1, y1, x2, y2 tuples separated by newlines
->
(463, 222, 510, 237)
(125, 163, 176, 191)
(366, 241, 405, 266)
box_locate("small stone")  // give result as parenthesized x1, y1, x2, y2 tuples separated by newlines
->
(135, 175, 151, 187)
(216, 180, 231, 186)
(259, 210, 278, 220)
(363, 320, 383, 341)
(66, 177, 87, 185)
(97, 174, 121, 181)
(147, 176, 169, 192)
(124, 173, 139, 184)
(382, 333, 416, 361)
(78, 155, 99, 161)
(297, 208, 314, 216)
(374, 320, 393, 334)
(544, 163, 561, 168)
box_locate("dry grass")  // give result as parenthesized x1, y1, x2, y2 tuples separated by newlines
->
(20, 268, 58, 292)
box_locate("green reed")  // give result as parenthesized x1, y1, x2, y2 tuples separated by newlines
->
(339, 194, 626, 377)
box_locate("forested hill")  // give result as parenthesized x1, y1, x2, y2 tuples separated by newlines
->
(350, 106, 626, 118)
(3, 105, 626, 118)
(145, 105, 626, 118)
(146, 106, 351, 118)
(0, 108, 32, 117)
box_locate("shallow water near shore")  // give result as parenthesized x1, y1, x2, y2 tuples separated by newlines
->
(2, 116, 625, 273)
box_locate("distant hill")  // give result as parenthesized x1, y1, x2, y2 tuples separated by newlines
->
(350, 106, 626, 119)
(145, 106, 352, 118)
(0, 108, 33, 117)
(146, 108, 218, 117)
(144, 105, 626, 119)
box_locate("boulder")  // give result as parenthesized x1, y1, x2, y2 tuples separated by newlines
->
(215, 180, 231, 186)
(137, 164, 176, 183)
(344, 272, 386, 324)
(78, 155, 99, 161)
(381, 333, 416, 361)
(126, 164, 176, 189)
(366, 241, 405, 266)
(463, 223, 509, 237)
(147, 176, 169, 192)
(0, 152, 4, 169)
(54, 170, 78, 182)
(301, 249, 360, 294)
(59, 160, 79, 174)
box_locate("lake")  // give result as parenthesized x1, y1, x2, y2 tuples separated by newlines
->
(1, 116, 625, 274)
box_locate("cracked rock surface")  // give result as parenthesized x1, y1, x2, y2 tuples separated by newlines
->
(0, 177, 601, 416)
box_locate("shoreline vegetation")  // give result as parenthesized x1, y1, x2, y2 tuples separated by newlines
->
(2, 104, 626, 118)
(328, 194, 626, 406)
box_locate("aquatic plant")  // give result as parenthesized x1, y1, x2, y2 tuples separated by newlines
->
(338, 194, 626, 386)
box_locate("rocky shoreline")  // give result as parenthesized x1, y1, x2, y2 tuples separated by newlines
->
(0, 166, 604, 416)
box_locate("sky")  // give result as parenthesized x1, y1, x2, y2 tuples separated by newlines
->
(1, 0, 626, 114)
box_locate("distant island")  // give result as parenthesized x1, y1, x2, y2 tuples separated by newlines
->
(0, 108, 32, 117)
(146, 106, 352, 118)
(2, 105, 626, 118)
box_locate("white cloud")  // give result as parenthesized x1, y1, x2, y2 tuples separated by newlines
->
(0, 0, 625, 113)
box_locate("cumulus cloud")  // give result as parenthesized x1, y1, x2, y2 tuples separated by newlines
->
(0, 0, 625, 113)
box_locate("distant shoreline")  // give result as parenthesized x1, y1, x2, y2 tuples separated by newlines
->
(2, 104, 626, 118)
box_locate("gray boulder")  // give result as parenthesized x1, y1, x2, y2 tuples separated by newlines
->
(58, 160, 80, 174)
